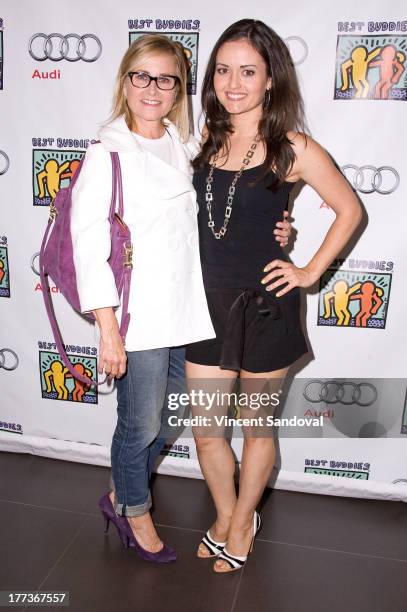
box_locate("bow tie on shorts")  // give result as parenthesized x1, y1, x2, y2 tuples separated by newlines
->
(219, 288, 289, 371)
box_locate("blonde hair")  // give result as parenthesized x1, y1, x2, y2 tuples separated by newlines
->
(111, 35, 190, 142)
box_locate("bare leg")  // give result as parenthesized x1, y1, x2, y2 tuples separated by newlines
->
(214, 367, 288, 572)
(186, 361, 238, 557)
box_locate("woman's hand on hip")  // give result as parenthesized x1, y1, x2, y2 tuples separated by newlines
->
(93, 307, 127, 380)
(261, 261, 318, 297)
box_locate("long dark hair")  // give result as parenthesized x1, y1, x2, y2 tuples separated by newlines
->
(192, 19, 307, 189)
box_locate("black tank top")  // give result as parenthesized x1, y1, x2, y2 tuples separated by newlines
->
(193, 161, 296, 292)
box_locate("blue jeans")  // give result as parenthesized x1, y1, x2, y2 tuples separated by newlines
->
(110, 346, 185, 517)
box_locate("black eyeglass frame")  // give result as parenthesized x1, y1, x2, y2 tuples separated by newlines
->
(127, 71, 180, 90)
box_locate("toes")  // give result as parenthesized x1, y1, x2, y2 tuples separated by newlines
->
(197, 544, 210, 558)
(214, 560, 227, 572)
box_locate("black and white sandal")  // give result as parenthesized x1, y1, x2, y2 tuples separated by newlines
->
(214, 511, 261, 573)
(197, 530, 227, 558)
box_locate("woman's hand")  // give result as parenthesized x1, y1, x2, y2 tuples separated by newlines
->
(94, 307, 127, 380)
(273, 210, 292, 247)
(261, 260, 318, 297)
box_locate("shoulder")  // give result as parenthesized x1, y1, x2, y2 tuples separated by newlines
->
(79, 142, 112, 175)
(84, 141, 110, 161)
(72, 143, 112, 192)
(286, 131, 308, 155)
(286, 131, 332, 173)
(285, 132, 342, 185)
(286, 131, 326, 160)
(166, 120, 200, 161)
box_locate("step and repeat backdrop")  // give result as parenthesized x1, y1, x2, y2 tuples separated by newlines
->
(0, 0, 406, 502)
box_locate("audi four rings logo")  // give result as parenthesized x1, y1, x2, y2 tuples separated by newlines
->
(0, 150, 10, 175)
(30, 252, 40, 276)
(341, 165, 400, 194)
(29, 33, 102, 62)
(284, 37, 308, 66)
(0, 349, 19, 371)
(303, 380, 378, 406)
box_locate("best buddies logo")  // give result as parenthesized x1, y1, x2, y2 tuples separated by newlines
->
(32, 137, 94, 206)
(334, 21, 407, 100)
(305, 458, 371, 479)
(0, 235, 10, 298)
(128, 18, 200, 94)
(0, 420, 23, 435)
(317, 258, 393, 329)
(38, 340, 98, 404)
(160, 442, 191, 460)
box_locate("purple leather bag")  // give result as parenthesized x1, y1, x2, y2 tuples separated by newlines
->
(39, 151, 132, 386)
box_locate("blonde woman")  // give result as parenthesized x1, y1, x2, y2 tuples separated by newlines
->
(71, 34, 292, 564)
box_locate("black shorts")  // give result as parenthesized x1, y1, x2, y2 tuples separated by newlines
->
(185, 287, 308, 373)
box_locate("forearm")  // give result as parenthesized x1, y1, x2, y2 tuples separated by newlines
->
(305, 209, 362, 281)
(93, 307, 120, 338)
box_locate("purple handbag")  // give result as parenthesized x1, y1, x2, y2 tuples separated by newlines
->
(39, 150, 132, 386)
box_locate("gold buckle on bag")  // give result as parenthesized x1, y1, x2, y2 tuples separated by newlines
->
(124, 243, 133, 269)
(49, 200, 58, 221)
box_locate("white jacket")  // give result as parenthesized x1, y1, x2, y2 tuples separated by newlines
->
(71, 116, 215, 350)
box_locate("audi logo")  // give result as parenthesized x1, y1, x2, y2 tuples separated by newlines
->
(0, 150, 10, 175)
(0, 348, 19, 371)
(341, 164, 400, 195)
(303, 380, 378, 407)
(30, 252, 40, 276)
(284, 36, 308, 66)
(28, 33, 102, 62)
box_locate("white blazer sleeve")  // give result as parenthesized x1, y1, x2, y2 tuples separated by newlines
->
(71, 144, 120, 313)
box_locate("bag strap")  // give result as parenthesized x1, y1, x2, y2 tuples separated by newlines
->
(39, 151, 129, 387)
(109, 152, 124, 221)
(109, 151, 131, 340)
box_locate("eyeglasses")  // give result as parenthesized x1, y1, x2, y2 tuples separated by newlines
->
(127, 71, 179, 90)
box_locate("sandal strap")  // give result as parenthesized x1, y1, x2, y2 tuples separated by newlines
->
(201, 531, 226, 555)
(218, 547, 247, 568)
(255, 512, 262, 535)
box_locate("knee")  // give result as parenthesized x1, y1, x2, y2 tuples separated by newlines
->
(113, 417, 161, 449)
(194, 436, 225, 452)
(243, 435, 274, 449)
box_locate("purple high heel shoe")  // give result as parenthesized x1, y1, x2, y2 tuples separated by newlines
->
(99, 493, 130, 548)
(98, 493, 177, 563)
